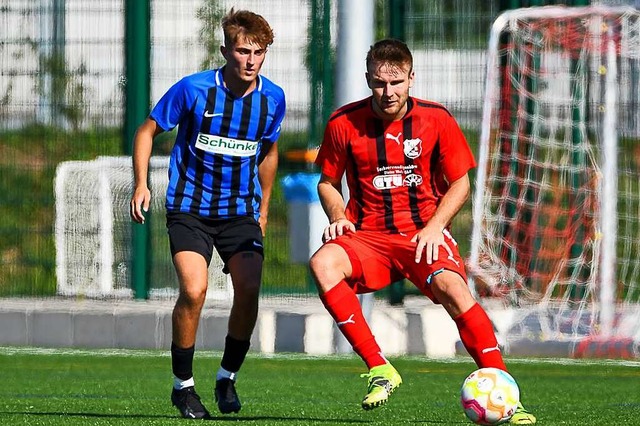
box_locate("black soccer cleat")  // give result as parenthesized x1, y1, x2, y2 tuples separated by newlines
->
(171, 386, 211, 419)
(214, 378, 242, 414)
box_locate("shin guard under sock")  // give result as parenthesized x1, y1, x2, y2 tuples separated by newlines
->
(454, 303, 507, 371)
(320, 281, 386, 369)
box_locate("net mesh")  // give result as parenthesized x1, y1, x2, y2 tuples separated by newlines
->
(54, 156, 231, 299)
(470, 6, 640, 344)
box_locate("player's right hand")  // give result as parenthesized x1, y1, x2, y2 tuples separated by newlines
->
(322, 217, 355, 242)
(130, 186, 151, 224)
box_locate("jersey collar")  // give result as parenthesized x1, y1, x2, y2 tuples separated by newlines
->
(215, 67, 262, 95)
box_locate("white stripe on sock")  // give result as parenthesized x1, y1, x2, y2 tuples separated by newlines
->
(216, 367, 237, 381)
(173, 376, 195, 390)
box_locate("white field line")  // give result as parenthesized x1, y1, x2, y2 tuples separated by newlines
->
(1, 346, 639, 367)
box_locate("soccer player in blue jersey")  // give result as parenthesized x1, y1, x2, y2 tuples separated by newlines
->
(129, 8, 285, 419)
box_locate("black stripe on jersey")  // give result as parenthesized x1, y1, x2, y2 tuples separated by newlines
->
(403, 116, 424, 229)
(236, 94, 253, 140)
(173, 98, 198, 210)
(189, 87, 217, 214)
(346, 142, 364, 228)
(228, 94, 255, 217)
(254, 94, 268, 140)
(247, 94, 268, 216)
(430, 137, 442, 203)
(329, 99, 369, 123)
(416, 100, 453, 117)
(207, 92, 236, 216)
(374, 119, 398, 233)
(247, 152, 259, 217)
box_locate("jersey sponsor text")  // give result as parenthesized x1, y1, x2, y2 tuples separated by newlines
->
(195, 133, 258, 156)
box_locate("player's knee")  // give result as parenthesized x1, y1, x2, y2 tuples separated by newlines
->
(432, 273, 472, 301)
(308, 251, 324, 275)
(309, 248, 350, 292)
(431, 274, 476, 314)
(178, 284, 207, 306)
(309, 248, 342, 277)
(232, 279, 261, 300)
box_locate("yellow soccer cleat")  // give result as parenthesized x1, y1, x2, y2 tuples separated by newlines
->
(360, 363, 403, 410)
(510, 401, 537, 424)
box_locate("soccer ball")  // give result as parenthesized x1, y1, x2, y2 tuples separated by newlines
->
(460, 367, 520, 425)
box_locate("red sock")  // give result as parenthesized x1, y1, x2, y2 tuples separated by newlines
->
(454, 302, 507, 371)
(320, 281, 387, 369)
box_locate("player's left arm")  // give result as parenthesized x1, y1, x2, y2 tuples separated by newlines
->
(257, 142, 278, 236)
(411, 173, 470, 264)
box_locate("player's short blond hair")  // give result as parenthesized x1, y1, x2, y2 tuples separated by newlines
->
(222, 8, 274, 48)
(366, 39, 413, 73)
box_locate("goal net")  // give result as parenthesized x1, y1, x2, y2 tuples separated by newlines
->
(469, 6, 640, 356)
(54, 156, 232, 300)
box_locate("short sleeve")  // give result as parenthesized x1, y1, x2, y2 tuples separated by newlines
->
(263, 92, 286, 144)
(439, 113, 476, 182)
(315, 117, 348, 180)
(149, 78, 189, 132)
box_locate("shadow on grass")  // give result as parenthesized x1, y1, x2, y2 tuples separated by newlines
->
(2, 411, 371, 423)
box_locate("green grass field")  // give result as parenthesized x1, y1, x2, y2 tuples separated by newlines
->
(1, 348, 639, 425)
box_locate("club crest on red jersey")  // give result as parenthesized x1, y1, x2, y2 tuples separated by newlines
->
(403, 137, 422, 159)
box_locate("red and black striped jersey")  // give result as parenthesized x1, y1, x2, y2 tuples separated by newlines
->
(315, 97, 475, 233)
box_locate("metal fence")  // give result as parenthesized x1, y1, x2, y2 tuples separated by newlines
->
(1, 0, 634, 299)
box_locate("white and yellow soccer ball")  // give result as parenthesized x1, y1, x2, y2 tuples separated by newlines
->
(460, 367, 520, 425)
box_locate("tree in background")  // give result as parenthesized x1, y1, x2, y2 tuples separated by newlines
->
(196, 0, 225, 70)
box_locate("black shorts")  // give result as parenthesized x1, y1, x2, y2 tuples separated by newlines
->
(166, 212, 264, 272)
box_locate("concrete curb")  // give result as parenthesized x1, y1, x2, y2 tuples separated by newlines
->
(0, 297, 460, 357)
(4, 297, 636, 359)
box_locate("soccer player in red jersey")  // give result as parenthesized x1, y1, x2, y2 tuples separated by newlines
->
(309, 39, 536, 424)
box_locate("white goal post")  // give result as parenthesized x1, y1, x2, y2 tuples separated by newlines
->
(469, 6, 640, 357)
(54, 156, 233, 299)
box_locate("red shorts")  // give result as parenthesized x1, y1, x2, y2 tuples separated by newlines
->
(325, 230, 468, 303)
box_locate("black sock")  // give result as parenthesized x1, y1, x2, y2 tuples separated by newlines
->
(220, 335, 251, 373)
(171, 342, 195, 380)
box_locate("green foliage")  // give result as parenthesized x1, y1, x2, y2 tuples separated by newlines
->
(0, 127, 315, 296)
(0, 127, 122, 296)
(1, 348, 639, 425)
(0, 80, 11, 123)
(196, 0, 225, 70)
(35, 49, 88, 130)
(0, 125, 484, 297)
(374, 0, 388, 40)
(305, 0, 335, 147)
(416, 1, 497, 48)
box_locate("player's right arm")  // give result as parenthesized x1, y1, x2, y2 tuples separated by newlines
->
(315, 110, 355, 241)
(130, 117, 163, 224)
(317, 173, 355, 242)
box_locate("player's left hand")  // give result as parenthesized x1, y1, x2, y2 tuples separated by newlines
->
(411, 223, 454, 264)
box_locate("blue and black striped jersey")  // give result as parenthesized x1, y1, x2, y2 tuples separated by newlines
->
(150, 67, 286, 220)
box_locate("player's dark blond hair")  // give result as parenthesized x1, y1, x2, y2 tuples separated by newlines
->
(222, 8, 274, 48)
(366, 39, 413, 72)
